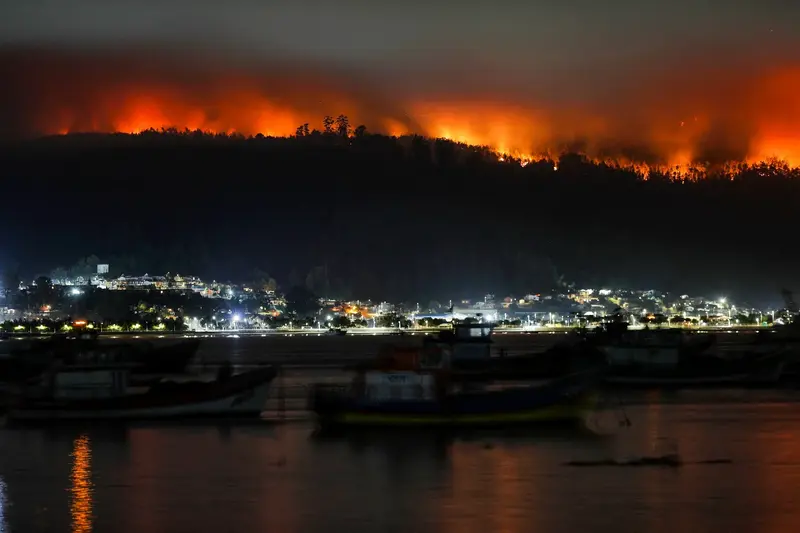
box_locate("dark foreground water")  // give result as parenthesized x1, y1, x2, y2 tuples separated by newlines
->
(1, 397, 800, 532)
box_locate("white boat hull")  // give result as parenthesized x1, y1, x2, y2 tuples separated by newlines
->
(6, 371, 275, 422)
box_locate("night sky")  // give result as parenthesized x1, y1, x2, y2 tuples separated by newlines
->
(3, 1, 797, 60)
(3, 2, 798, 89)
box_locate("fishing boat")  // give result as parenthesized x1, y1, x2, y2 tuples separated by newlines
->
(310, 323, 604, 429)
(603, 351, 786, 388)
(4, 361, 277, 423)
(347, 322, 604, 382)
(593, 323, 786, 388)
(2, 334, 200, 383)
(593, 322, 715, 361)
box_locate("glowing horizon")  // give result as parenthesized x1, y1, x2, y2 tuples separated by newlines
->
(4, 48, 800, 176)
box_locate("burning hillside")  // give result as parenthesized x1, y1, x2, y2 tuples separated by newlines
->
(1, 46, 799, 173)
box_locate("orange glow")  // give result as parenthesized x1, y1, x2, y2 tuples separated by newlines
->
(5, 49, 800, 177)
(73, 320, 88, 327)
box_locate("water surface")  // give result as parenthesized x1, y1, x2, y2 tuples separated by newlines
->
(1, 398, 799, 532)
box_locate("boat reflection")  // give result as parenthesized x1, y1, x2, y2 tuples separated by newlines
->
(313, 424, 603, 445)
(70, 435, 93, 533)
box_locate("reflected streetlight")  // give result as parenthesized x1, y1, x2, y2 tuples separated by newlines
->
(70, 435, 93, 533)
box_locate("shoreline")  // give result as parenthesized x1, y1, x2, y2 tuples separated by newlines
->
(0, 324, 772, 341)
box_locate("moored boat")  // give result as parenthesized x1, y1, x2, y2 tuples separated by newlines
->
(592, 322, 786, 388)
(4, 362, 277, 423)
(310, 324, 604, 429)
(311, 370, 601, 429)
(345, 323, 605, 382)
(592, 324, 716, 363)
(2, 336, 200, 384)
(603, 351, 787, 388)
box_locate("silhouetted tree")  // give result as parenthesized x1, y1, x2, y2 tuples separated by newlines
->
(354, 124, 367, 138)
(322, 116, 335, 135)
(295, 123, 310, 137)
(377, 313, 410, 328)
(336, 115, 350, 138)
(330, 315, 350, 328)
(652, 314, 669, 325)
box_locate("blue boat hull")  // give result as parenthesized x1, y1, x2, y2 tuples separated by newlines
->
(312, 370, 602, 428)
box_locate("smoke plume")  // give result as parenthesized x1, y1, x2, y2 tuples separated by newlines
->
(1, 43, 799, 169)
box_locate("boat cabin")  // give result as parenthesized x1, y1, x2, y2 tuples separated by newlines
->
(363, 371, 437, 401)
(424, 322, 494, 361)
(374, 342, 451, 369)
(26, 363, 136, 400)
(357, 335, 456, 401)
(52, 366, 130, 399)
(602, 329, 690, 366)
(346, 323, 496, 403)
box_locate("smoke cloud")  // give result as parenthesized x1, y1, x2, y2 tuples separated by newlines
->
(1, 42, 799, 168)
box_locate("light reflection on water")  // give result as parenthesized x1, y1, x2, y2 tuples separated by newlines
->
(70, 435, 93, 533)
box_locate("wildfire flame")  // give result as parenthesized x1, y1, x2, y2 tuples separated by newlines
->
(2, 47, 800, 176)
